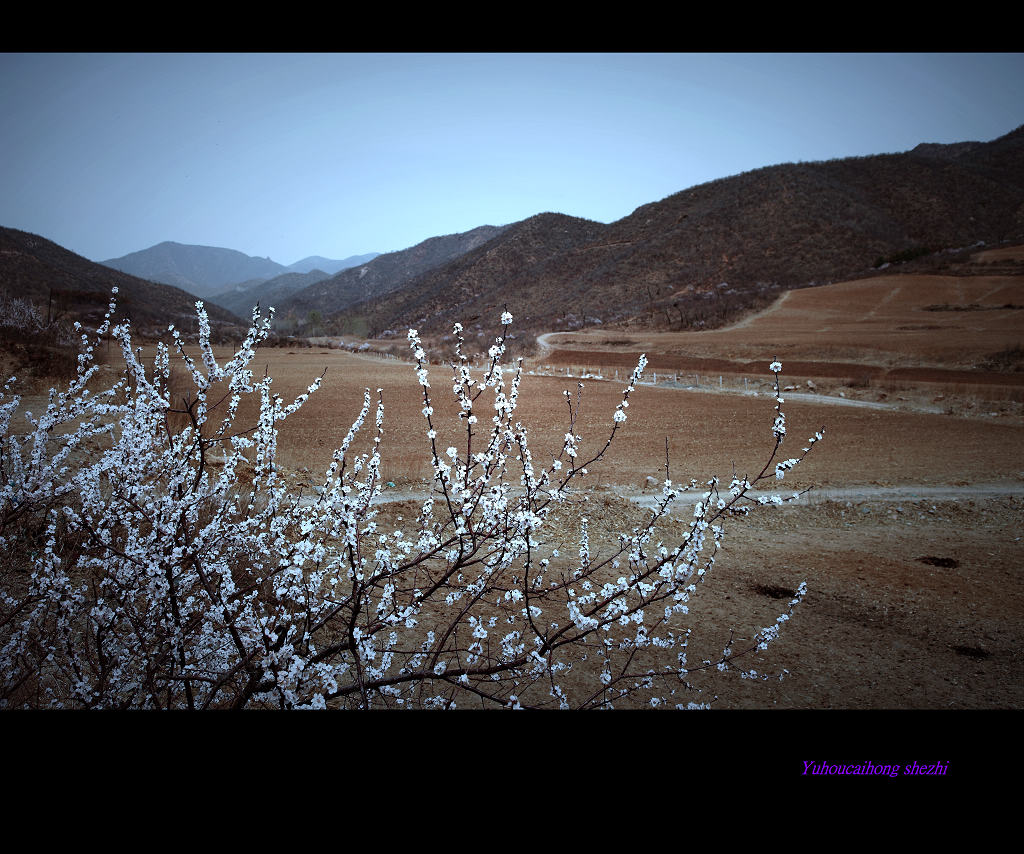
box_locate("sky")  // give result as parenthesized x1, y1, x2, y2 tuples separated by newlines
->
(1, 52, 1022, 266)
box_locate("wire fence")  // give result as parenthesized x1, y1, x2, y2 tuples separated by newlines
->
(526, 364, 779, 395)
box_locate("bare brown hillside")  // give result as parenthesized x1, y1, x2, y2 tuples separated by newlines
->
(280, 224, 510, 335)
(321, 125, 1024, 342)
(0, 226, 242, 336)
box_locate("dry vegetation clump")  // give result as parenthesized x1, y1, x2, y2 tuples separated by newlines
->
(0, 292, 82, 389)
(978, 343, 1024, 373)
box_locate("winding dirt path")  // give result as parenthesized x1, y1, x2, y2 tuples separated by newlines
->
(299, 480, 1023, 511)
(717, 288, 792, 332)
(628, 481, 1024, 509)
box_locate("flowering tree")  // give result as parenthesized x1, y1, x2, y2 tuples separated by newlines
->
(0, 292, 822, 709)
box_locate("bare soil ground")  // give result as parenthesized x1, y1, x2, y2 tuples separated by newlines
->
(972, 245, 1024, 264)
(538, 273, 1024, 369)
(8, 261, 1022, 709)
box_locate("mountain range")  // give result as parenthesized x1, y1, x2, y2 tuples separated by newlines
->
(0, 227, 239, 336)
(100, 242, 379, 299)
(4, 124, 1023, 347)
(308, 124, 1024, 341)
(270, 225, 510, 334)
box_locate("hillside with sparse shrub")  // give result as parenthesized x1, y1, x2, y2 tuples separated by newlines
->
(311, 125, 1024, 342)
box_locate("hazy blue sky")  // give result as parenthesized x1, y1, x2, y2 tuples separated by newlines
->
(2, 53, 1022, 265)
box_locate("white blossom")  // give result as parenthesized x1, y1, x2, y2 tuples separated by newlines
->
(0, 293, 819, 710)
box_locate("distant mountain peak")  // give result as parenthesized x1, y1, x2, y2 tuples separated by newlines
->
(100, 243, 378, 300)
(287, 253, 380, 275)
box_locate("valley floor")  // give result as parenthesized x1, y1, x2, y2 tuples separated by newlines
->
(5, 261, 1022, 709)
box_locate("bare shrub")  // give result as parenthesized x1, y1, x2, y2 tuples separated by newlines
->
(978, 344, 1024, 373)
(0, 291, 79, 382)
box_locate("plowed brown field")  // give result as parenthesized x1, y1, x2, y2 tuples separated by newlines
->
(540, 273, 1024, 369)
(53, 262, 1022, 709)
